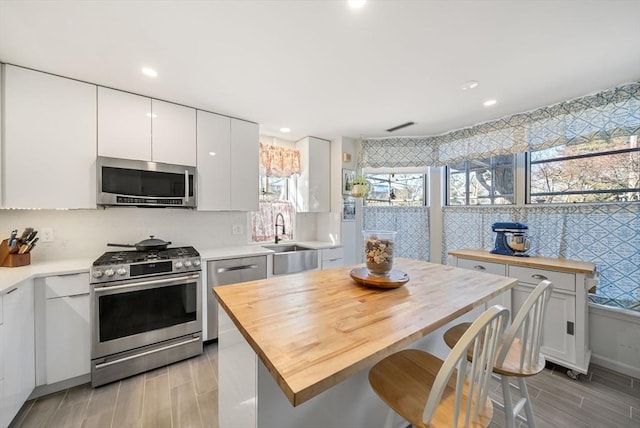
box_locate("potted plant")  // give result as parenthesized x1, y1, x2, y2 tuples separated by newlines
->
(351, 176, 370, 198)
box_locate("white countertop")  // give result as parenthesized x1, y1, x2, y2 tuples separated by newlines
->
(0, 241, 342, 295)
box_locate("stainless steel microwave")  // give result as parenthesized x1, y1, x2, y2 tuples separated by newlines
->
(97, 156, 197, 208)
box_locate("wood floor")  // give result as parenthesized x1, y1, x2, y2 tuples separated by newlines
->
(10, 342, 640, 428)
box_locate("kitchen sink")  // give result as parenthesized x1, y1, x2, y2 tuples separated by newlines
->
(263, 244, 318, 275)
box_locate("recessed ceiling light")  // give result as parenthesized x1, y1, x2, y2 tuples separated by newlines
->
(348, 0, 366, 9)
(460, 80, 479, 90)
(280, 127, 291, 133)
(483, 99, 497, 107)
(141, 67, 158, 78)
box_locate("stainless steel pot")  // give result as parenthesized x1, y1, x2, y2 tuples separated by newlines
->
(107, 236, 172, 251)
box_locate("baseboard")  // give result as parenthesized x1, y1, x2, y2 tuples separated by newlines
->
(590, 353, 640, 379)
(29, 374, 91, 400)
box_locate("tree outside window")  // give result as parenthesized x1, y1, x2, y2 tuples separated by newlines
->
(529, 135, 640, 203)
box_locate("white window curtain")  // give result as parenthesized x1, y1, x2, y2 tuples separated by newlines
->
(358, 81, 640, 169)
(363, 206, 430, 262)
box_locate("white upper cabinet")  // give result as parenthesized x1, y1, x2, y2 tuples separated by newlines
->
(3, 65, 97, 209)
(230, 119, 259, 212)
(151, 99, 196, 166)
(197, 110, 231, 210)
(197, 112, 258, 211)
(97, 87, 152, 161)
(97, 87, 196, 166)
(296, 136, 330, 212)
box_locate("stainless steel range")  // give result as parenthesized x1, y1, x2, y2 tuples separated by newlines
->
(90, 246, 202, 387)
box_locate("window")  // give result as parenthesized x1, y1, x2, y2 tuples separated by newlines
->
(364, 173, 426, 206)
(259, 175, 289, 202)
(447, 155, 515, 205)
(529, 135, 640, 204)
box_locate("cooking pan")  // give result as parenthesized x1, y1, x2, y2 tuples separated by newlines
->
(107, 236, 172, 251)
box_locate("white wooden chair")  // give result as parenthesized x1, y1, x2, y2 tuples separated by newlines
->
(444, 280, 554, 428)
(368, 305, 510, 428)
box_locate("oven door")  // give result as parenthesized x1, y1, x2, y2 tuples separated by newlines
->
(91, 272, 202, 359)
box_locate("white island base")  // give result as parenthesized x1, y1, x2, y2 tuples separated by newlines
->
(218, 308, 481, 428)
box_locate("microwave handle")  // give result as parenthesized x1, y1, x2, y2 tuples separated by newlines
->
(184, 170, 189, 204)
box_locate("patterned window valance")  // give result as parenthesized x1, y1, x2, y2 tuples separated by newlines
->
(259, 142, 301, 177)
(359, 81, 640, 168)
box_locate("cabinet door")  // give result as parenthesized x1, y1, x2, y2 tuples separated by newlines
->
(1, 281, 35, 428)
(97, 87, 152, 161)
(152, 100, 197, 166)
(197, 110, 231, 210)
(230, 119, 259, 211)
(3, 65, 97, 209)
(45, 294, 90, 384)
(512, 285, 576, 365)
(296, 137, 330, 212)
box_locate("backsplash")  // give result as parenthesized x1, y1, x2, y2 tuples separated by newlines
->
(0, 208, 251, 262)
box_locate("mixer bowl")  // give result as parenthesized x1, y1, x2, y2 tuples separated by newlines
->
(508, 235, 530, 252)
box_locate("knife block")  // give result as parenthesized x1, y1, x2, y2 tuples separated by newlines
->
(0, 239, 31, 267)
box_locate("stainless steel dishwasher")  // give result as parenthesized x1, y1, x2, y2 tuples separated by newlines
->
(206, 256, 267, 341)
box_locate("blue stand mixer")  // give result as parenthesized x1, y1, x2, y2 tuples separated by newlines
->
(490, 222, 530, 257)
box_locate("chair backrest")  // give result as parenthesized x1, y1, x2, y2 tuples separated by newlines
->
(423, 305, 510, 427)
(496, 280, 554, 374)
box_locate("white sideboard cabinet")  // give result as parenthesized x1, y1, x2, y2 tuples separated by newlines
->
(197, 111, 258, 211)
(1, 280, 35, 428)
(450, 249, 597, 377)
(295, 137, 330, 213)
(2, 65, 97, 209)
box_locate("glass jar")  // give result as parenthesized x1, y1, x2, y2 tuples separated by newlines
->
(363, 230, 397, 276)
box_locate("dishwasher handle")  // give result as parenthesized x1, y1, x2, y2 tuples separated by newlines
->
(217, 264, 259, 273)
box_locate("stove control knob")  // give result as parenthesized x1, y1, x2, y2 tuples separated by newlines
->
(175, 261, 184, 269)
(116, 268, 127, 276)
(193, 260, 201, 267)
(92, 269, 103, 279)
(184, 260, 193, 268)
(104, 269, 115, 277)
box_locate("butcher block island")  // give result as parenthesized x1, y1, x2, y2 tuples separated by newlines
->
(214, 258, 517, 428)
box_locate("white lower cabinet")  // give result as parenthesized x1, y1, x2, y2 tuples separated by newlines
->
(451, 251, 594, 375)
(43, 274, 91, 385)
(1, 280, 35, 428)
(321, 247, 344, 270)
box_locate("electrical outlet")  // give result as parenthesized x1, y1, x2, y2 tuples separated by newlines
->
(232, 224, 243, 235)
(40, 227, 54, 242)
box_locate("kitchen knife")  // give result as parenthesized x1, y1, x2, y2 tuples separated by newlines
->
(19, 227, 33, 241)
(22, 237, 39, 254)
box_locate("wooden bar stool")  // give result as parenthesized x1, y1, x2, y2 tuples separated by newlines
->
(368, 305, 509, 428)
(443, 280, 554, 428)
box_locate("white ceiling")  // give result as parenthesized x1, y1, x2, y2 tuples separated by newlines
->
(1, 0, 639, 142)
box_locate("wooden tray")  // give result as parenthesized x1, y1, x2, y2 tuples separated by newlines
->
(349, 267, 409, 289)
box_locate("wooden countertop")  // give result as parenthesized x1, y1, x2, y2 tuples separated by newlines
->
(214, 258, 517, 407)
(448, 249, 596, 274)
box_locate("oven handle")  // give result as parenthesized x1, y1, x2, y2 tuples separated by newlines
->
(93, 273, 201, 293)
(94, 336, 201, 370)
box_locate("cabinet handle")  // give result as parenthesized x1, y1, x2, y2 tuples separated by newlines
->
(473, 265, 486, 270)
(531, 274, 548, 280)
(6, 287, 18, 294)
(184, 170, 189, 204)
(217, 264, 258, 273)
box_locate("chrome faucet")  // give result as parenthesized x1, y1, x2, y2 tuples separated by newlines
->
(274, 213, 286, 244)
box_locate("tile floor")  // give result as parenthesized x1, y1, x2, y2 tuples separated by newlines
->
(10, 342, 640, 428)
